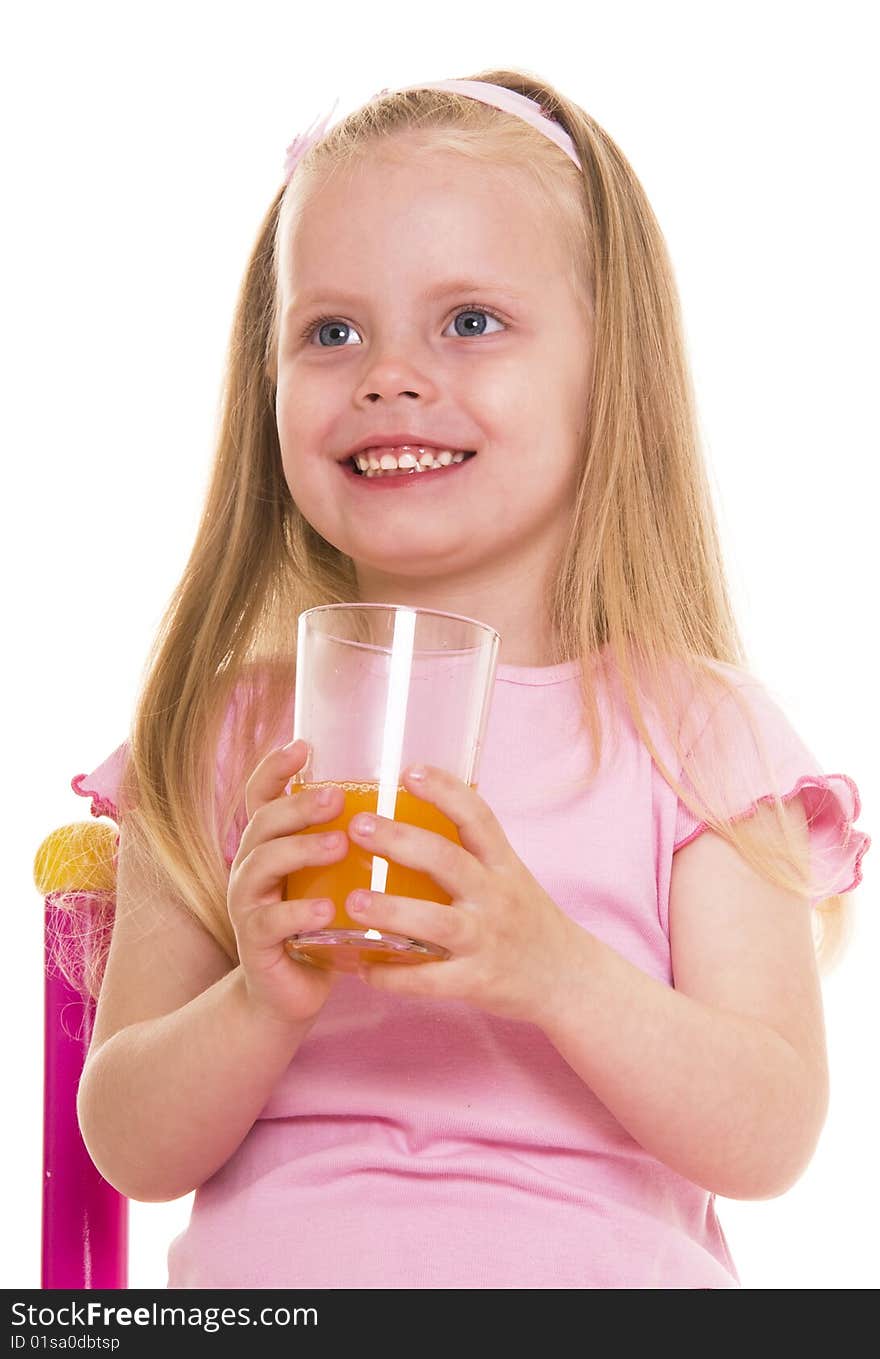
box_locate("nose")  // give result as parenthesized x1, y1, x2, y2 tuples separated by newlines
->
(354, 337, 441, 405)
(364, 389, 418, 403)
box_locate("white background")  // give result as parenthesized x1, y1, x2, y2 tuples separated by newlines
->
(4, 0, 877, 1290)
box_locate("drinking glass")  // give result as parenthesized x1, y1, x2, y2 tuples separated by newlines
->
(283, 603, 500, 973)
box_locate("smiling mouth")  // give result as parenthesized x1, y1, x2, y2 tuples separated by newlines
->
(347, 450, 477, 477)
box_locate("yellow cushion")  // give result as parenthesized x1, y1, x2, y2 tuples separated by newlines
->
(34, 822, 118, 894)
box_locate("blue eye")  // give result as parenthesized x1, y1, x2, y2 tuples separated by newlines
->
(308, 319, 359, 347)
(299, 305, 506, 347)
(446, 308, 505, 338)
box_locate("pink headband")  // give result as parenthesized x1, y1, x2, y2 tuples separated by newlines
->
(281, 79, 582, 185)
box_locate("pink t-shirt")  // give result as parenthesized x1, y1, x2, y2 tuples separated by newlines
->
(72, 656, 870, 1289)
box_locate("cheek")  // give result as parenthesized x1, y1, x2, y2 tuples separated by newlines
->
(276, 401, 304, 453)
(275, 369, 330, 441)
(565, 346, 593, 434)
(277, 433, 303, 497)
(280, 453, 329, 518)
(276, 395, 328, 487)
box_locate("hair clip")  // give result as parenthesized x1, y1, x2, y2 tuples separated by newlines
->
(282, 96, 342, 185)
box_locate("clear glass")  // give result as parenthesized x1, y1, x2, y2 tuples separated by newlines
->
(283, 603, 500, 973)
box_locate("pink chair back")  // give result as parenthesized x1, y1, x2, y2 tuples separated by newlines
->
(40, 849, 128, 1288)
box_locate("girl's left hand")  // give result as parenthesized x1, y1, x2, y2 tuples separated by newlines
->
(346, 765, 583, 1026)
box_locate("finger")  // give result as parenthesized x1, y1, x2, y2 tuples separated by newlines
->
(345, 769, 504, 899)
(346, 888, 470, 955)
(245, 739, 311, 822)
(399, 766, 511, 868)
(359, 953, 463, 997)
(346, 808, 476, 902)
(231, 827, 349, 914)
(237, 777, 345, 862)
(244, 895, 336, 954)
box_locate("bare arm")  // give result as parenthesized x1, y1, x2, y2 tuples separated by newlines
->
(343, 768, 827, 1200)
(78, 967, 316, 1202)
(539, 798, 829, 1200)
(77, 740, 351, 1202)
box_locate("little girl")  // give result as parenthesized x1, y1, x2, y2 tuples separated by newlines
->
(70, 69, 870, 1290)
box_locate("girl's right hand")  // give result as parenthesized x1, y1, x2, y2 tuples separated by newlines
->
(228, 739, 348, 1027)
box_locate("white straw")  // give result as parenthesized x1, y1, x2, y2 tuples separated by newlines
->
(370, 608, 417, 893)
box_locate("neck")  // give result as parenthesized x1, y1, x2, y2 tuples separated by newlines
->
(352, 559, 565, 669)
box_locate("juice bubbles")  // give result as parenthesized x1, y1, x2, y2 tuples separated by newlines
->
(283, 781, 467, 972)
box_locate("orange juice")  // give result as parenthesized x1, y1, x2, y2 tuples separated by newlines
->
(283, 781, 469, 971)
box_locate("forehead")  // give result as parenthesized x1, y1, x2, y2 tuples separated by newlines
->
(279, 146, 568, 302)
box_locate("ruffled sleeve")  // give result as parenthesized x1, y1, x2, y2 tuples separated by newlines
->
(71, 742, 129, 827)
(71, 689, 250, 868)
(673, 676, 871, 906)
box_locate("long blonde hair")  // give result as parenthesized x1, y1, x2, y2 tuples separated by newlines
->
(71, 66, 856, 998)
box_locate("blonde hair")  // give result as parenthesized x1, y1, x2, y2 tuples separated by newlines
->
(69, 66, 855, 999)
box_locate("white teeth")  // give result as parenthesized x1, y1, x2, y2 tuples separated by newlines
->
(352, 447, 472, 477)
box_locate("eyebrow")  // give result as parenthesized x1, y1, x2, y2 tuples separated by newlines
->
(287, 278, 529, 312)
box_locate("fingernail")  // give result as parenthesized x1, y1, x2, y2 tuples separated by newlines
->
(352, 814, 375, 835)
(283, 738, 306, 755)
(407, 765, 427, 782)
